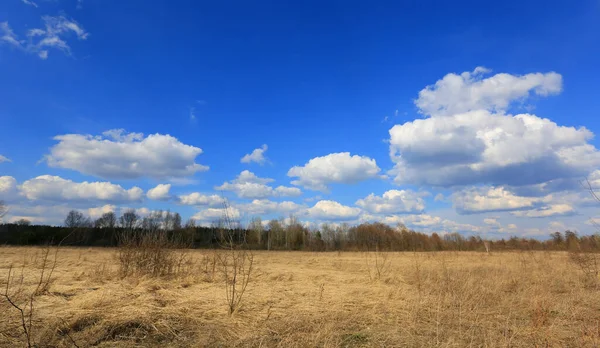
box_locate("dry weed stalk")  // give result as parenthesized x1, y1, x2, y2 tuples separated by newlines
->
(117, 229, 192, 278)
(569, 251, 600, 287)
(2, 245, 58, 348)
(364, 245, 391, 281)
(217, 202, 254, 315)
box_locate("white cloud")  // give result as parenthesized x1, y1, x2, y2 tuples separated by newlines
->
(45, 129, 209, 179)
(274, 186, 302, 197)
(288, 152, 381, 192)
(4, 204, 73, 226)
(216, 170, 300, 199)
(0, 176, 18, 200)
(147, 184, 171, 201)
(0, 155, 10, 163)
(237, 199, 305, 216)
(389, 110, 600, 187)
(241, 144, 268, 165)
(306, 200, 361, 221)
(355, 190, 425, 214)
(359, 212, 482, 234)
(178, 192, 225, 206)
(389, 68, 600, 189)
(88, 204, 116, 219)
(2, 16, 88, 59)
(19, 175, 143, 203)
(192, 207, 241, 224)
(511, 204, 575, 218)
(416, 67, 562, 117)
(0, 22, 22, 48)
(453, 187, 538, 214)
(21, 0, 38, 7)
(434, 193, 444, 202)
(189, 107, 196, 122)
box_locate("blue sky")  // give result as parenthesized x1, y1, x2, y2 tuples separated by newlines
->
(1, 0, 600, 237)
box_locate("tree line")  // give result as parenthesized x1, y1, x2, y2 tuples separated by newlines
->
(1, 208, 599, 252)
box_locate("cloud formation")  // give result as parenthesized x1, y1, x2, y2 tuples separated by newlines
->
(147, 184, 171, 201)
(306, 200, 361, 221)
(19, 175, 143, 203)
(355, 190, 425, 214)
(241, 144, 268, 165)
(45, 129, 209, 180)
(216, 170, 301, 199)
(178, 192, 225, 206)
(389, 68, 600, 188)
(1, 16, 89, 59)
(0, 176, 18, 199)
(416, 67, 562, 117)
(511, 204, 575, 218)
(237, 199, 305, 216)
(452, 187, 538, 214)
(288, 152, 381, 192)
(0, 155, 10, 163)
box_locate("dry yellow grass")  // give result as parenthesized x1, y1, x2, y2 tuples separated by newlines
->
(1, 247, 600, 347)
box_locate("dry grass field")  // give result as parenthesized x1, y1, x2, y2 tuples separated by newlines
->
(1, 247, 600, 347)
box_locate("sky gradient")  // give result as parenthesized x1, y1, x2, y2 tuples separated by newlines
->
(1, 0, 600, 238)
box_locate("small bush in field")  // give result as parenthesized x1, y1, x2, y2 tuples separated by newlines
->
(117, 230, 192, 278)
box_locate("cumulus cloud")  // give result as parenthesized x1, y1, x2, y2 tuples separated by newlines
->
(147, 184, 171, 201)
(288, 152, 381, 192)
(216, 170, 301, 199)
(192, 207, 241, 225)
(355, 190, 425, 214)
(0, 176, 18, 200)
(274, 186, 302, 197)
(360, 212, 482, 234)
(45, 129, 209, 180)
(87, 204, 117, 219)
(19, 175, 143, 203)
(4, 204, 73, 225)
(237, 199, 305, 216)
(452, 187, 538, 214)
(389, 110, 600, 187)
(416, 67, 562, 117)
(241, 144, 268, 165)
(389, 68, 600, 189)
(178, 192, 225, 206)
(511, 204, 575, 218)
(306, 200, 361, 221)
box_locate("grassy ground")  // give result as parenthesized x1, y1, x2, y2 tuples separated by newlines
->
(1, 247, 599, 347)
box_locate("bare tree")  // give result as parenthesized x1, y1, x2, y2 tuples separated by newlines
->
(267, 219, 283, 251)
(64, 210, 91, 228)
(173, 212, 182, 230)
(0, 200, 8, 223)
(16, 219, 31, 226)
(248, 217, 263, 245)
(95, 212, 117, 229)
(119, 209, 139, 230)
(217, 201, 254, 315)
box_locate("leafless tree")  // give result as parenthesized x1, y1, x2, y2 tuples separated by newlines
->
(217, 201, 254, 315)
(64, 210, 92, 228)
(95, 211, 117, 229)
(119, 209, 140, 230)
(16, 219, 31, 226)
(0, 200, 8, 223)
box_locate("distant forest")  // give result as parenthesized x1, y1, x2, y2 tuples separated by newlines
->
(0, 208, 597, 252)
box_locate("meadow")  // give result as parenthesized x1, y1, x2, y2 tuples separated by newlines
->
(1, 247, 599, 347)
